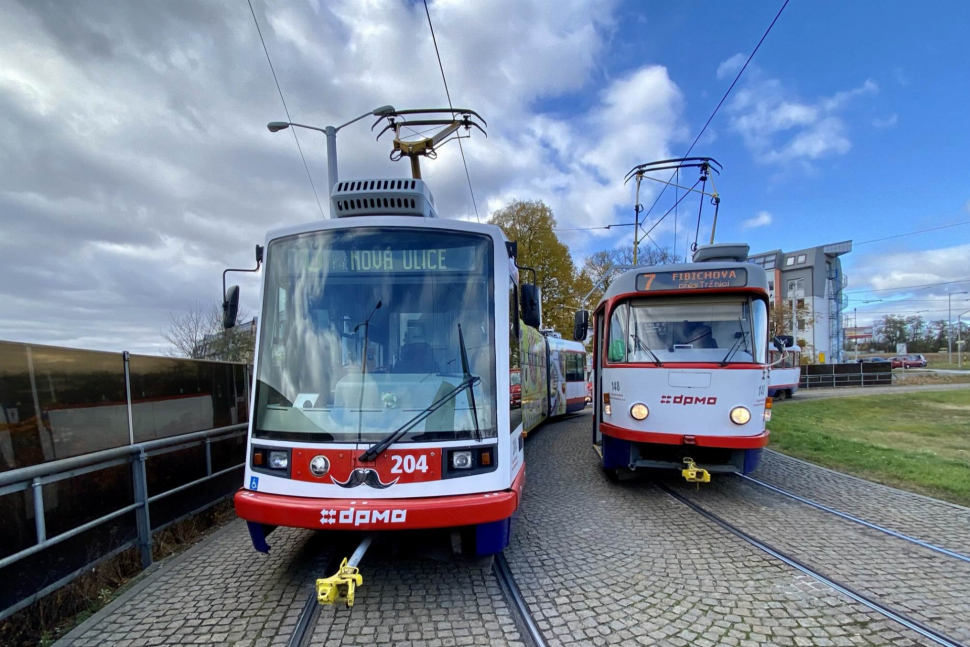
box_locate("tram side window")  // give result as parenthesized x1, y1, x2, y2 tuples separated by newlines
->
(509, 273, 522, 430)
(565, 353, 584, 382)
(608, 304, 629, 362)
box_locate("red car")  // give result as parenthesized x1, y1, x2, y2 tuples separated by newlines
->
(510, 369, 521, 407)
(889, 355, 924, 369)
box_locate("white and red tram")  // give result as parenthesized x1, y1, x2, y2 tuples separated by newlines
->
(229, 177, 541, 556)
(577, 244, 776, 477)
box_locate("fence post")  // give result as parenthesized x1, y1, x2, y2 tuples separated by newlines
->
(132, 451, 153, 569)
(31, 477, 46, 544)
(123, 351, 135, 446)
(205, 438, 212, 476)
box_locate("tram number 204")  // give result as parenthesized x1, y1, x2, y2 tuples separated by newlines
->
(390, 454, 429, 474)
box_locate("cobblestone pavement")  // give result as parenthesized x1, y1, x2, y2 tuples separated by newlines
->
(57, 522, 334, 646)
(506, 411, 938, 647)
(665, 475, 970, 644)
(755, 450, 970, 555)
(310, 552, 522, 646)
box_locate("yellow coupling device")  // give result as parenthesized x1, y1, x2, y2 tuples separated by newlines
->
(316, 558, 364, 607)
(682, 457, 710, 485)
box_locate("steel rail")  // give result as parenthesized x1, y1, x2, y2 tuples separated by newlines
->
(737, 473, 970, 564)
(659, 483, 967, 647)
(494, 553, 548, 647)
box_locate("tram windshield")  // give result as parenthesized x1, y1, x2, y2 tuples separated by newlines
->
(254, 228, 496, 443)
(608, 295, 767, 364)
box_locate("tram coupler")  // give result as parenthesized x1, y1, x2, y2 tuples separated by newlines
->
(681, 457, 711, 486)
(316, 534, 374, 607)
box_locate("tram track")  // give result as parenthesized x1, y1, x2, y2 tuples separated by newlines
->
(287, 541, 351, 647)
(658, 482, 968, 647)
(494, 552, 549, 647)
(736, 473, 970, 564)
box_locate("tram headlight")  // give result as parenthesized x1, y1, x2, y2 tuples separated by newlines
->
(309, 455, 330, 477)
(269, 451, 289, 469)
(729, 406, 751, 425)
(452, 451, 473, 470)
(630, 403, 649, 421)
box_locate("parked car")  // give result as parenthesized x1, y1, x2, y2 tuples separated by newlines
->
(889, 355, 925, 369)
(858, 357, 891, 363)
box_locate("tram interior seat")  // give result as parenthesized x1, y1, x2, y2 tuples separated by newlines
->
(394, 342, 436, 373)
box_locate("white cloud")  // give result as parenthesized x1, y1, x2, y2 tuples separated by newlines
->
(0, 0, 687, 352)
(716, 53, 746, 80)
(872, 114, 898, 128)
(742, 210, 772, 229)
(725, 66, 878, 165)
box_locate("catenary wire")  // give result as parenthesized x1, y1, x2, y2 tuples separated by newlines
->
(247, 0, 326, 220)
(854, 221, 970, 246)
(635, 0, 791, 240)
(423, 0, 480, 223)
(844, 279, 970, 295)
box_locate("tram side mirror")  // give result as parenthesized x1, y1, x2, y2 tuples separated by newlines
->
(520, 284, 541, 329)
(772, 336, 786, 353)
(223, 285, 240, 330)
(573, 310, 589, 342)
(775, 334, 794, 349)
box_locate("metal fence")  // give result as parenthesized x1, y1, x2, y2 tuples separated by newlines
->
(799, 362, 893, 389)
(0, 341, 250, 622)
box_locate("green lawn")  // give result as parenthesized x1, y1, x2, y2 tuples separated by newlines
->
(768, 390, 970, 506)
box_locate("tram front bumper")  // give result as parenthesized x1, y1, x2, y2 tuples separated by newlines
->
(234, 466, 525, 532)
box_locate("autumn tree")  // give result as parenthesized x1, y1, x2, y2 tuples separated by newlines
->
(163, 301, 255, 363)
(488, 200, 579, 336)
(575, 246, 682, 311)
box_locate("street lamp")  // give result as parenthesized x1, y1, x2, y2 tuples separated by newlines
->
(268, 105, 396, 204)
(948, 291, 969, 363)
(959, 308, 970, 370)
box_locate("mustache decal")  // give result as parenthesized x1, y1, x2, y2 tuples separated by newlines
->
(331, 468, 399, 489)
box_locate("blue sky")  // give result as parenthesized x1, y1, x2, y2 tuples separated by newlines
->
(1, 0, 968, 352)
(556, 1, 970, 325)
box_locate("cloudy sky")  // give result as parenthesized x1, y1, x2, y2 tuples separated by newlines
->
(1, 0, 969, 353)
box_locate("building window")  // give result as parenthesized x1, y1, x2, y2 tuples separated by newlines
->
(786, 256, 795, 267)
(764, 259, 775, 269)
(768, 281, 774, 292)
(797, 254, 807, 264)
(788, 278, 804, 297)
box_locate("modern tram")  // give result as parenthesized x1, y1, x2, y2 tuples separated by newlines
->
(516, 329, 588, 435)
(577, 243, 778, 479)
(222, 108, 581, 559)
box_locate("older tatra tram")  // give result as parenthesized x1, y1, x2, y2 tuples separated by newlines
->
(221, 109, 584, 585)
(577, 243, 774, 480)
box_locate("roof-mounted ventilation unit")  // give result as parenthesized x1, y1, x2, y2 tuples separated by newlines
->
(331, 178, 437, 218)
(692, 243, 750, 263)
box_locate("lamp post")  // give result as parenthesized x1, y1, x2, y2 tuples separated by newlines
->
(268, 105, 396, 208)
(947, 292, 969, 363)
(959, 309, 970, 370)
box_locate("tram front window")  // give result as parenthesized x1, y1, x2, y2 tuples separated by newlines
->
(608, 296, 767, 364)
(254, 228, 496, 443)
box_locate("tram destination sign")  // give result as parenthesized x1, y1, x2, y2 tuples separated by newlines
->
(289, 246, 484, 274)
(636, 268, 748, 291)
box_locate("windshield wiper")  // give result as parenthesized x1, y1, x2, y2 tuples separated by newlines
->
(631, 330, 663, 366)
(458, 323, 482, 442)
(719, 317, 747, 366)
(360, 323, 482, 461)
(359, 374, 481, 462)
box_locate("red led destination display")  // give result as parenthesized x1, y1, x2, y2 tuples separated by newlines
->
(635, 268, 747, 291)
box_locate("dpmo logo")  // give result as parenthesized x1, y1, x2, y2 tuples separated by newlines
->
(660, 395, 717, 406)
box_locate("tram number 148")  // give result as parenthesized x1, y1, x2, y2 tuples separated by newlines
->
(390, 454, 429, 474)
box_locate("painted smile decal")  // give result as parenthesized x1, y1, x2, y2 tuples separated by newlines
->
(331, 468, 399, 489)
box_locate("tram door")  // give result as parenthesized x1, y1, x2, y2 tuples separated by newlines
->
(592, 312, 604, 446)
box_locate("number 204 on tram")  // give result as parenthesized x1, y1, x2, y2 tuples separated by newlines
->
(576, 244, 779, 480)
(227, 178, 542, 557)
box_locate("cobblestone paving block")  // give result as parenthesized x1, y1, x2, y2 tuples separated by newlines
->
(666, 476, 970, 643)
(755, 449, 970, 555)
(310, 552, 522, 646)
(505, 412, 938, 646)
(57, 521, 334, 646)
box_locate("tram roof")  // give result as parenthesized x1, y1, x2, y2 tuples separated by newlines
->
(597, 260, 768, 309)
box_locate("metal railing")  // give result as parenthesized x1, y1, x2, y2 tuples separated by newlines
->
(0, 424, 246, 623)
(799, 365, 893, 389)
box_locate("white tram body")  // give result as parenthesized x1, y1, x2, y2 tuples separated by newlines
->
(589, 244, 771, 475)
(234, 179, 526, 556)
